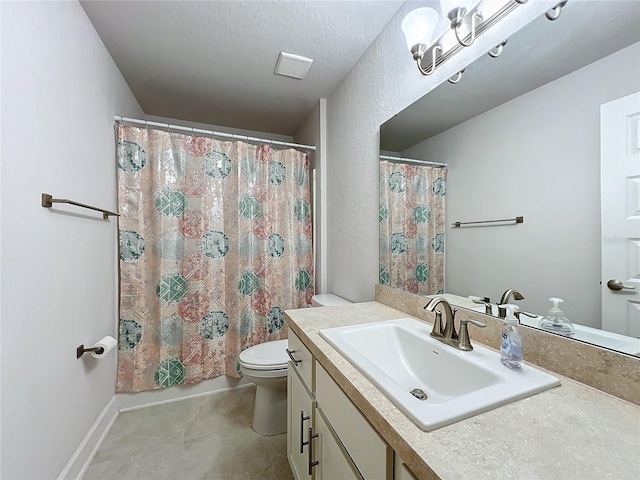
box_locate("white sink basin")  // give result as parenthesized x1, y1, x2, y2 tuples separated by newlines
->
(319, 317, 560, 431)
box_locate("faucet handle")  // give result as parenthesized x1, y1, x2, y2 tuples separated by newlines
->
(457, 318, 487, 351)
(470, 297, 493, 315)
(430, 310, 443, 337)
(465, 319, 487, 327)
(515, 310, 538, 322)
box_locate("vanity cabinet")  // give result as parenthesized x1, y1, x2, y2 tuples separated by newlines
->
(287, 328, 313, 385)
(314, 408, 361, 480)
(287, 365, 314, 480)
(394, 458, 418, 480)
(287, 330, 315, 480)
(287, 330, 392, 480)
(316, 364, 390, 480)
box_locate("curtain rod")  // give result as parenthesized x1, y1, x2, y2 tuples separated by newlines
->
(114, 116, 316, 151)
(379, 154, 446, 168)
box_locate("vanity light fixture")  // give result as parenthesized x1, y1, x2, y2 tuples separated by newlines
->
(448, 69, 465, 84)
(440, 0, 483, 47)
(488, 40, 508, 58)
(402, 0, 570, 79)
(401, 7, 442, 75)
(545, 0, 568, 21)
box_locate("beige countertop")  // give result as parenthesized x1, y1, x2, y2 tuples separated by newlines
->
(284, 301, 640, 480)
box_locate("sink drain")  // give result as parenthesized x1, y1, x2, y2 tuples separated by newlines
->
(410, 388, 428, 400)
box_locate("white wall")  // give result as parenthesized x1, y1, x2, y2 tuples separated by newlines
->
(324, 1, 555, 302)
(294, 100, 327, 293)
(403, 42, 640, 328)
(1, 2, 143, 478)
(144, 114, 294, 143)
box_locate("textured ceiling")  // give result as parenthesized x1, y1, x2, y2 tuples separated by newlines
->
(81, 0, 403, 135)
(380, 0, 640, 152)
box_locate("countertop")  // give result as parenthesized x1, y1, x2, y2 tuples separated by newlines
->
(284, 301, 640, 480)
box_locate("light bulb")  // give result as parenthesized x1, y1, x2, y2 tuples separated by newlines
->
(401, 7, 440, 52)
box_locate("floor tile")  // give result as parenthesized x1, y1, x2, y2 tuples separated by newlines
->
(183, 386, 256, 441)
(84, 385, 294, 480)
(266, 434, 294, 480)
(89, 431, 180, 467)
(180, 427, 272, 479)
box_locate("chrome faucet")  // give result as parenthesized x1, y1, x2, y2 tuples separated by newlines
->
(498, 289, 524, 318)
(423, 296, 486, 351)
(424, 296, 455, 338)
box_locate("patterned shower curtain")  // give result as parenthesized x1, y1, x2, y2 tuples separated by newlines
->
(116, 125, 313, 393)
(379, 160, 446, 295)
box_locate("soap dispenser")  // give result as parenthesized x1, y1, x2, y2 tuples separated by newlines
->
(538, 297, 575, 336)
(499, 304, 522, 369)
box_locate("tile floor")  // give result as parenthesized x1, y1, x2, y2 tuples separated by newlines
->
(84, 386, 294, 480)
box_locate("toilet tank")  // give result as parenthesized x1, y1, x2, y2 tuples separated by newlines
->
(311, 294, 351, 307)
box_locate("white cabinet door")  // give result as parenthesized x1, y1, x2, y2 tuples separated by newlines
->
(316, 364, 390, 479)
(394, 457, 418, 480)
(288, 365, 314, 480)
(315, 409, 362, 480)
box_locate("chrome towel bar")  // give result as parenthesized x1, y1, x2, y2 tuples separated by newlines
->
(41, 193, 119, 219)
(452, 216, 523, 228)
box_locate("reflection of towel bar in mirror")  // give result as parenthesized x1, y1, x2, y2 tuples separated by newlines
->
(41, 193, 119, 219)
(452, 216, 523, 228)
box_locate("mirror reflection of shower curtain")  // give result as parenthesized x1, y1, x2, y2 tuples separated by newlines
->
(379, 160, 446, 295)
(116, 125, 313, 393)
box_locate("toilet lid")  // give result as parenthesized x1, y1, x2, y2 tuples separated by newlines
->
(311, 294, 351, 306)
(238, 339, 289, 370)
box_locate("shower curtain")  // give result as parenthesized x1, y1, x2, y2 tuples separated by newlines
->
(116, 125, 313, 393)
(379, 160, 446, 295)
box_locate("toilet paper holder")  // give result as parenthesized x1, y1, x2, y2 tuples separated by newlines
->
(76, 336, 117, 359)
(76, 344, 104, 359)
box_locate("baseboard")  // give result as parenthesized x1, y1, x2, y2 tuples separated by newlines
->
(57, 396, 120, 480)
(116, 376, 251, 412)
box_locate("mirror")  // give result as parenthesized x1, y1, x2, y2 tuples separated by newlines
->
(379, 0, 640, 356)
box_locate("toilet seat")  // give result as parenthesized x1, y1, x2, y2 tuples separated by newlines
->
(239, 364, 287, 378)
(238, 339, 289, 371)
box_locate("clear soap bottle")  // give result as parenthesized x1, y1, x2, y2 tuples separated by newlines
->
(538, 297, 575, 336)
(499, 304, 522, 369)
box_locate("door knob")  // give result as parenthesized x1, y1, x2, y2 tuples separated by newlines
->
(607, 279, 636, 291)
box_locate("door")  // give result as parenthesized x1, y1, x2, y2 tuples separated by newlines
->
(287, 366, 314, 480)
(601, 91, 640, 337)
(315, 409, 362, 480)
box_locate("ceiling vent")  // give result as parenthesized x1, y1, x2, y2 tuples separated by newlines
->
(274, 52, 313, 80)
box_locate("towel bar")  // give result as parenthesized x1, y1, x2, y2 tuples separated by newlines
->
(42, 193, 119, 219)
(452, 216, 523, 228)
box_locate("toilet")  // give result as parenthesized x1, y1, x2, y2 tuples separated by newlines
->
(310, 294, 352, 307)
(238, 293, 351, 435)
